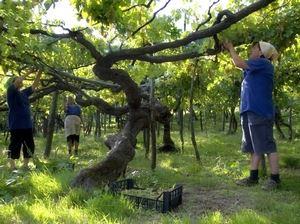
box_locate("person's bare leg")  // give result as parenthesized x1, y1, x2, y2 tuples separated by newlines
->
(262, 152, 280, 190)
(9, 159, 16, 170)
(236, 153, 260, 186)
(68, 141, 73, 155)
(74, 141, 79, 156)
(250, 153, 261, 170)
(23, 158, 29, 169)
(267, 152, 279, 174)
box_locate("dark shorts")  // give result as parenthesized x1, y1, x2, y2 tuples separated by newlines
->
(241, 112, 276, 155)
(8, 128, 35, 159)
(67, 134, 80, 144)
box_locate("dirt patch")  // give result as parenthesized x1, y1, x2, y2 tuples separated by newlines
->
(136, 184, 256, 224)
(175, 185, 251, 217)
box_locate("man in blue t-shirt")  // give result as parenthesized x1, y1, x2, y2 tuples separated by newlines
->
(224, 41, 280, 190)
(6, 71, 42, 170)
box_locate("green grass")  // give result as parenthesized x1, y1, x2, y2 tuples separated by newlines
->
(0, 127, 300, 224)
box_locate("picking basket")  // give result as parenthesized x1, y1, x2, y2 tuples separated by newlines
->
(109, 178, 183, 213)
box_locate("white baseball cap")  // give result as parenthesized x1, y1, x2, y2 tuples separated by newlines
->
(259, 41, 279, 60)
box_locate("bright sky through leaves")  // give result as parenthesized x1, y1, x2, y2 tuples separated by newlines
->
(44, 0, 229, 32)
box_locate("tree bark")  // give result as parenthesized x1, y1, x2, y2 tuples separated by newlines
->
(71, 118, 142, 189)
(44, 91, 59, 158)
(71, 67, 176, 189)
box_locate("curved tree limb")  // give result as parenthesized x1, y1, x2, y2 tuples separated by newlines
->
(48, 68, 120, 91)
(54, 81, 127, 117)
(22, 54, 121, 91)
(66, 62, 96, 70)
(29, 0, 274, 66)
(213, 9, 235, 25)
(30, 29, 103, 60)
(196, 0, 221, 31)
(134, 47, 220, 63)
(93, 65, 141, 108)
(30, 85, 58, 102)
(122, 0, 154, 12)
(75, 95, 129, 117)
(104, 0, 275, 63)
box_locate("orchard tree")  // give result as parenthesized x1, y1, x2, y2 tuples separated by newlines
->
(1, 0, 297, 189)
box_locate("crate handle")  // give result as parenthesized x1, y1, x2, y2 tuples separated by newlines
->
(156, 192, 164, 201)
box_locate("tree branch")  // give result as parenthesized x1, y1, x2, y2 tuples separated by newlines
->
(104, 0, 275, 63)
(30, 85, 58, 102)
(67, 62, 96, 70)
(196, 0, 221, 31)
(130, 0, 171, 37)
(53, 82, 128, 116)
(93, 66, 141, 108)
(30, 29, 103, 60)
(28, 55, 121, 91)
(75, 95, 129, 116)
(122, 0, 154, 12)
(47, 68, 120, 91)
(134, 46, 221, 63)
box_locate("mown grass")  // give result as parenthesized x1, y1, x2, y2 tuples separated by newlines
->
(0, 123, 300, 224)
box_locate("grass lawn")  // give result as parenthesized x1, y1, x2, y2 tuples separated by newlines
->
(0, 127, 299, 224)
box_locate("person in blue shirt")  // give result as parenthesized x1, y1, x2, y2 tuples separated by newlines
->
(223, 41, 280, 190)
(6, 71, 42, 170)
(64, 96, 82, 156)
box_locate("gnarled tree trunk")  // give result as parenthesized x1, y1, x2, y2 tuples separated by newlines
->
(71, 66, 176, 189)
